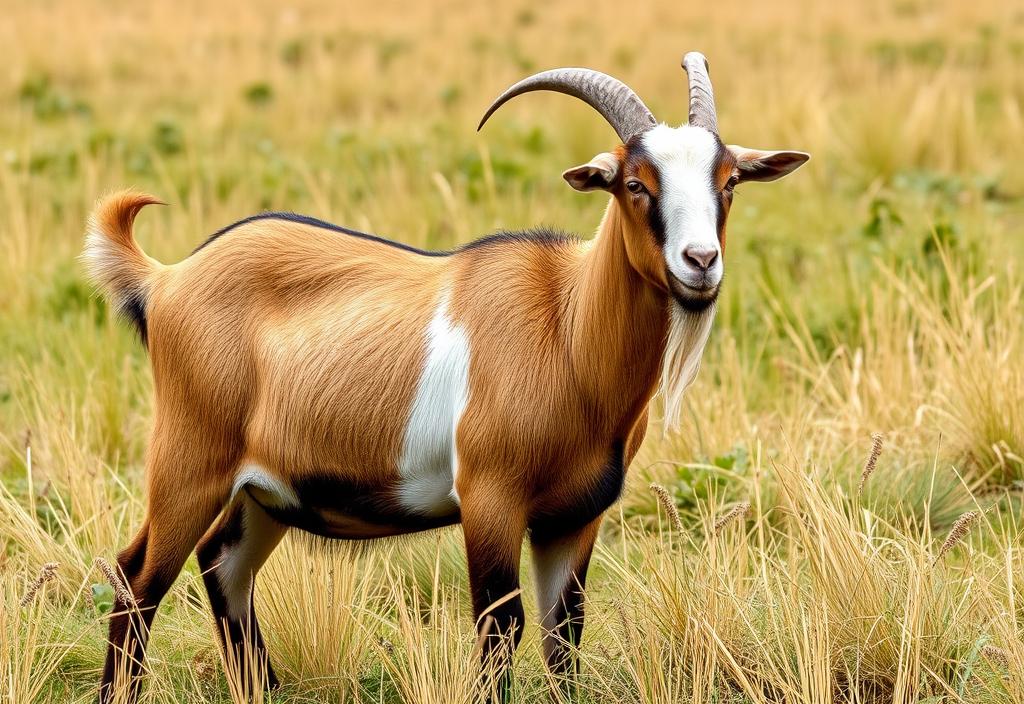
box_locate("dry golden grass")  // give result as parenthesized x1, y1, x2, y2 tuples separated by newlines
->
(2, 0, 1023, 701)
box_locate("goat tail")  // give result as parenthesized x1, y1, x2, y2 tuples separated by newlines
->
(82, 190, 165, 345)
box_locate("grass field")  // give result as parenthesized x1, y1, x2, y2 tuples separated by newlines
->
(2, 0, 1023, 701)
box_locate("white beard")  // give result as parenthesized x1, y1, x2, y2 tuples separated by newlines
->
(659, 301, 716, 433)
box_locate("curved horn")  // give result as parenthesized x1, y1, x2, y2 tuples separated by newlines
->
(681, 52, 718, 134)
(477, 68, 656, 143)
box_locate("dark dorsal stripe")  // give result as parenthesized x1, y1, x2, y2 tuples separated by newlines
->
(192, 211, 578, 258)
(192, 211, 447, 256)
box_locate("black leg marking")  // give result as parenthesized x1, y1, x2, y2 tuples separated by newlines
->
(100, 509, 220, 703)
(470, 559, 524, 704)
(196, 496, 286, 692)
(545, 562, 589, 676)
(461, 500, 526, 704)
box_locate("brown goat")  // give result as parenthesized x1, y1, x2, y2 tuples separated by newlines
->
(85, 53, 807, 702)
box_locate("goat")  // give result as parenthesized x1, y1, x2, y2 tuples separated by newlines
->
(84, 52, 807, 702)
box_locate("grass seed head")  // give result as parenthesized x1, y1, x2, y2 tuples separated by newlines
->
(649, 483, 684, 533)
(858, 432, 885, 495)
(19, 561, 58, 607)
(713, 501, 751, 536)
(95, 557, 137, 608)
(613, 598, 637, 653)
(935, 510, 980, 563)
(981, 644, 1009, 668)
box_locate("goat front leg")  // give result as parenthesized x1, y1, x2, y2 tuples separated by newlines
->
(530, 514, 601, 689)
(459, 481, 527, 703)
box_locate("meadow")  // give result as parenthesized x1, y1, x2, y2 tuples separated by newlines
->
(2, 0, 1023, 701)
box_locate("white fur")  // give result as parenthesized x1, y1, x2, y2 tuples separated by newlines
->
(532, 541, 577, 629)
(230, 464, 299, 508)
(660, 302, 716, 432)
(82, 224, 133, 309)
(215, 494, 285, 621)
(396, 293, 470, 516)
(640, 125, 724, 290)
(82, 227, 115, 284)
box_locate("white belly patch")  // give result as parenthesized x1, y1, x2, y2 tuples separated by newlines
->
(396, 294, 470, 516)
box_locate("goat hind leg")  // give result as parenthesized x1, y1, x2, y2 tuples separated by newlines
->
(99, 491, 223, 703)
(196, 492, 286, 691)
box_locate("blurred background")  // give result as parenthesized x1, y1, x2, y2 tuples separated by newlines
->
(2, 1, 1022, 702)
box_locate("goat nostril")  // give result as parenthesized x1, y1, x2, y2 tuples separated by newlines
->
(683, 246, 718, 271)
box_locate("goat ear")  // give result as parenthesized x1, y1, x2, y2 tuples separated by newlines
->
(728, 146, 810, 183)
(562, 152, 621, 192)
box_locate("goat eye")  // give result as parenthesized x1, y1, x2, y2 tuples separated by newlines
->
(626, 180, 646, 195)
(725, 174, 740, 191)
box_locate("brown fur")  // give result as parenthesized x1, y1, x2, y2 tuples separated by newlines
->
(85, 177, 674, 700)
(714, 145, 738, 250)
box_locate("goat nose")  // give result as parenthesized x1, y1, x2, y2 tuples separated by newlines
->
(683, 245, 718, 271)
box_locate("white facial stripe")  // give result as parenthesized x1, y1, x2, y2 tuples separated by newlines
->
(396, 293, 470, 516)
(639, 124, 724, 289)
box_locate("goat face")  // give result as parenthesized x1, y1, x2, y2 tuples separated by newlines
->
(479, 53, 809, 312)
(563, 125, 808, 312)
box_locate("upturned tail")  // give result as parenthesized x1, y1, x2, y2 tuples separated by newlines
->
(82, 190, 165, 345)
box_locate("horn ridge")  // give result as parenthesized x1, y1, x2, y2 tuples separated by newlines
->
(681, 51, 719, 134)
(477, 68, 656, 143)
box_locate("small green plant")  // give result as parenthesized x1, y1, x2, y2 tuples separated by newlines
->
(244, 81, 274, 106)
(91, 583, 115, 615)
(861, 195, 904, 239)
(17, 73, 91, 119)
(280, 39, 306, 68)
(151, 118, 184, 156)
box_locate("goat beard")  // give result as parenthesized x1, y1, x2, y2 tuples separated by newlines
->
(659, 301, 716, 434)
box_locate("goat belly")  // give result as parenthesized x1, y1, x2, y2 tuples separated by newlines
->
(233, 290, 471, 540)
(246, 473, 461, 540)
